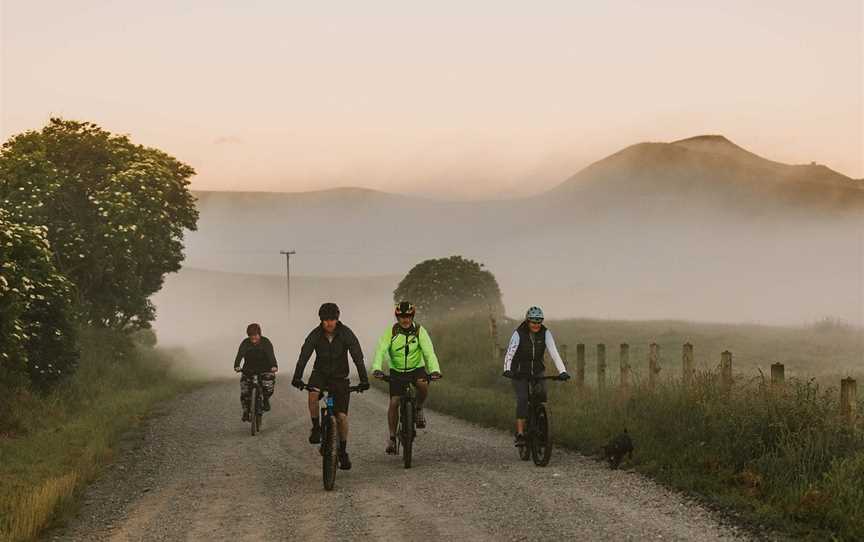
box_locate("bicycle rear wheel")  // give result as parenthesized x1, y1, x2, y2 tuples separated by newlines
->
(401, 399, 414, 469)
(249, 386, 258, 436)
(322, 415, 338, 490)
(531, 405, 552, 467)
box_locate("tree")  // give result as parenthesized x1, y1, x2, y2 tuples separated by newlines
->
(394, 256, 504, 320)
(0, 208, 78, 390)
(0, 119, 198, 329)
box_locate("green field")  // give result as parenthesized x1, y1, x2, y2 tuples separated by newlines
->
(0, 329, 202, 541)
(425, 316, 864, 540)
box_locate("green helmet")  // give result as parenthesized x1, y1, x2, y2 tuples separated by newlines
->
(525, 306, 544, 323)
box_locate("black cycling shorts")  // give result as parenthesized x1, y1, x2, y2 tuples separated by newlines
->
(307, 372, 351, 414)
(388, 367, 428, 397)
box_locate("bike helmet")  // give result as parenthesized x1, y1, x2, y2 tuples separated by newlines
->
(395, 301, 416, 318)
(318, 302, 340, 320)
(525, 306, 544, 323)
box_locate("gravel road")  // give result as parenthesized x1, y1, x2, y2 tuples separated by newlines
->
(50, 381, 748, 541)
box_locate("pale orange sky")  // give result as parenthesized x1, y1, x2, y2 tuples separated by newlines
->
(1, 0, 861, 198)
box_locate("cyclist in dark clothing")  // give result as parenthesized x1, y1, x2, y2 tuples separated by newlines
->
(234, 323, 278, 421)
(292, 303, 369, 470)
(502, 307, 570, 447)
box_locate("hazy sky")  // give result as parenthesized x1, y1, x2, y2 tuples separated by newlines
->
(1, 0, 861, 198)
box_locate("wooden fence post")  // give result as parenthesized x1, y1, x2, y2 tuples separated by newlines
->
(770, 363, 785, 387)
(720, 350, 733, 391)
(648, 343, 660, 389)
(576, 344, 586, 388)
(619, 343, 630, 389)
(488, 313, 498, 362)
(682, 343, 694, 386)
(597, 344, 606, 392)
(841, 378, 857, 424)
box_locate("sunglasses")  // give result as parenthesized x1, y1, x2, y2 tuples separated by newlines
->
(528, 319, 543, 325)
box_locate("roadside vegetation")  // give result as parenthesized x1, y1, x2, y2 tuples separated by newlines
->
(0, 119, 199, 541)
(396, 258, 863, 540)
(426, 314, 863, 540)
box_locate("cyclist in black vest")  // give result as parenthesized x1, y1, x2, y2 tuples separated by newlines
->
(292, 303, 370, 470)
(502, 306, 570, 447)
(233, 323, 278, 421)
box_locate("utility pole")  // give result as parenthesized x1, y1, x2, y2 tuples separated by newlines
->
(280, 250, 296, 308)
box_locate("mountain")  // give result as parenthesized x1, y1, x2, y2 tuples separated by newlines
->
(548, 135, 864, 212)
(173, 136, 864, 326)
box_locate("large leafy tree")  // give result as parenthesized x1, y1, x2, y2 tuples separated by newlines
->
(0, 208, 78, 390)
(394, 256, 504, 320)
(0, 119, 198, 329)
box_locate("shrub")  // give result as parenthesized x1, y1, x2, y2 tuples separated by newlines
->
(394, 256, 503, 320)
(0, 208, 78, 392)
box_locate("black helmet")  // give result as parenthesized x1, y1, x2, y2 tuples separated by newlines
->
(318, 302, 340, 321)
(395, 301, 416, 318)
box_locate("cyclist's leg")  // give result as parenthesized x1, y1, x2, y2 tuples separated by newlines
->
(240, 374, 252, 415)
(261, 372, 275, 410)
(306, 372, 324, 444)
(513, 378, 529, 436)
(386, 375, 403, 452)
(331, 378, 352, 468)
(413, 369, 429, 427)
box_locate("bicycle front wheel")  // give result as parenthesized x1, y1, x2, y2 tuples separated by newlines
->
(401, 400, 414, 469)
(249, 386, 258, 436)
(531, 405, 552, 467)
(322, 415, 338, 490)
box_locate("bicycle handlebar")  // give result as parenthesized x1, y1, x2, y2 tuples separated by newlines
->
(506, 374, 564, 381)
(376, 373, 440, 383)
(297, 381, 367, 393)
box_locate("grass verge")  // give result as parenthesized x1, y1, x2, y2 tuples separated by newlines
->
(0, 328, 204, 541)
(424, 316, 864, 541)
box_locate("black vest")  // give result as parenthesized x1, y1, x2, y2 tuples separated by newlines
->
(511, 321, 547, 375)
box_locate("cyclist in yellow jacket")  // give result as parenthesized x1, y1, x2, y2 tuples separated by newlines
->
(372, 301, 442, 454)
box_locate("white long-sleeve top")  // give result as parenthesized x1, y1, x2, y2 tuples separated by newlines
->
(503, 329, 568, 374)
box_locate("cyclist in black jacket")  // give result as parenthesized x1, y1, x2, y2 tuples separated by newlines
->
(292, 303, 370, 470)
(233, 323, 278, 421)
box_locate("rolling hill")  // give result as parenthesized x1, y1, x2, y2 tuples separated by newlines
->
(169, 136, 863, 327)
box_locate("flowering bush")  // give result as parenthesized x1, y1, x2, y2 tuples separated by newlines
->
(0, 118, 198, 329)
(0, 208, 77, 389)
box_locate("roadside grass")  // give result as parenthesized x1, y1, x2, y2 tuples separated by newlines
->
(0, 328, 204, 542)
(424, 316, 864, 541)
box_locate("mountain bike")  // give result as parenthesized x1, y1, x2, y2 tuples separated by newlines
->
(509, 375, 560, 467)
(299, 380, 364, 491)
(380, 373, 436, 469)
(246, 373, 266, 436)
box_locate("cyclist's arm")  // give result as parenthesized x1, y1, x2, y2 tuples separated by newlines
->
(371, 330, 390, 372)
(503, 331, 519, 372)
(417, 326, 440, 373)
(263, 337, 278, 369)
(347, 329, 369, 381)
(233, 342, 246, 371)
(292, 336, 315, 382)
(545, 330, 568, 373)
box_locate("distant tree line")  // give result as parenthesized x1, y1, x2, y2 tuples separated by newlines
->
(0, 119, 198, 389)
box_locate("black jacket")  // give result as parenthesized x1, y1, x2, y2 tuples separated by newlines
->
(234, 336, 278, 374)
(293, 322, 368, 382)
(511, 321, 548, 375)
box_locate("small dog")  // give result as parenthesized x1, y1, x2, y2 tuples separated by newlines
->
(602, 429, 634, 469)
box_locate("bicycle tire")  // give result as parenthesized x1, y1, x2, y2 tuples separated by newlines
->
(249, 386, 258, 436)
(531, 405, 552, 467)
(401, 399, 414, 469)
(322, 415, 338, 490)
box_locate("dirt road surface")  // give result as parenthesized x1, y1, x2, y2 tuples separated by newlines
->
(50, 382, 748, 541)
